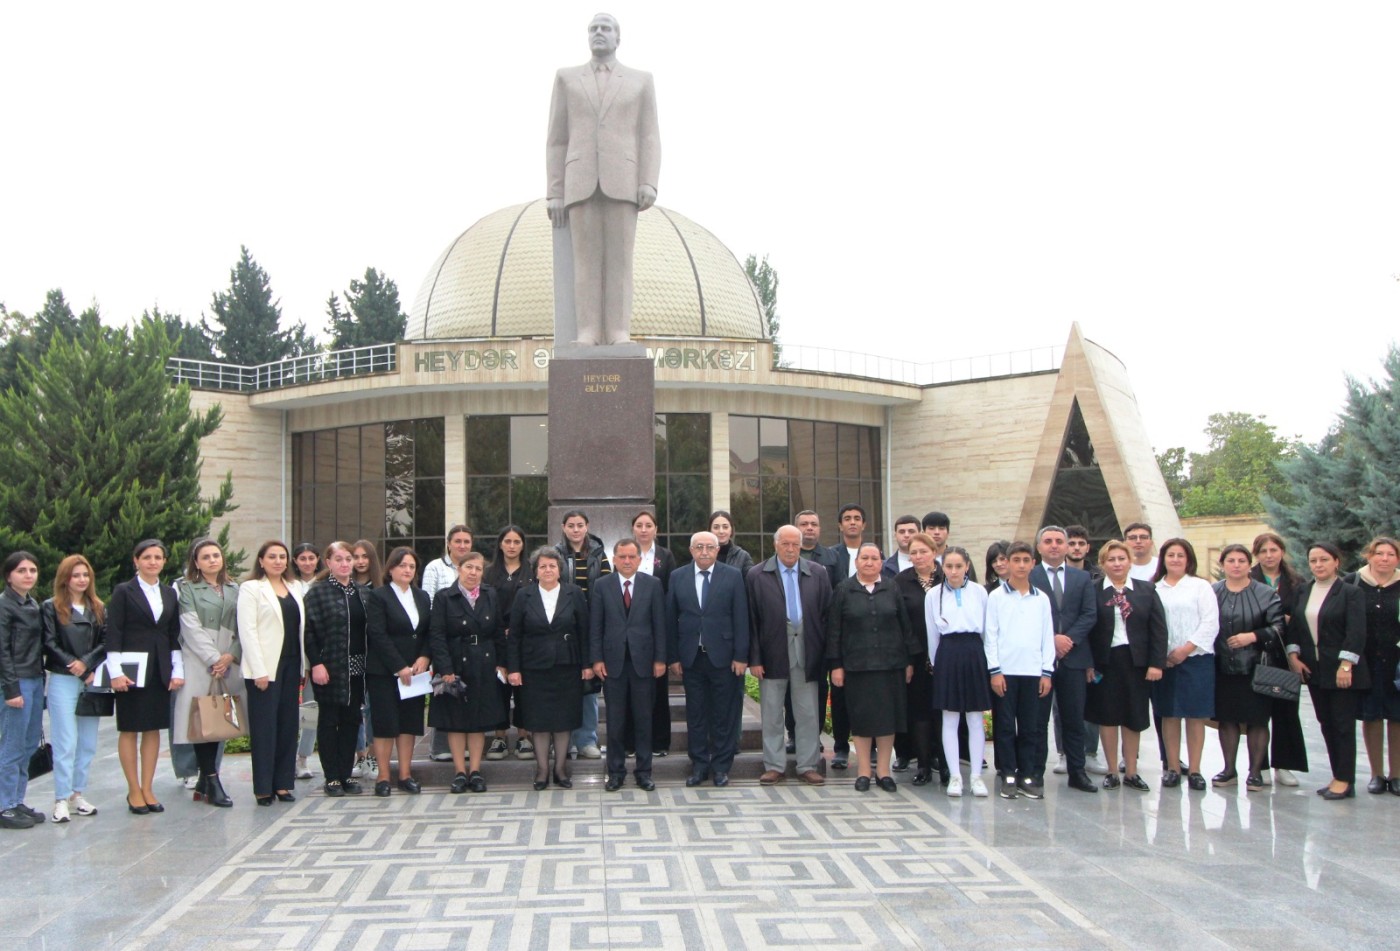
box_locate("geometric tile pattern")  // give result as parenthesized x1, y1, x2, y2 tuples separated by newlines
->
(127, 785, 1106, 950)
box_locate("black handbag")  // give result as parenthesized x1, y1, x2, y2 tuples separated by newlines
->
(28, 734, 53, 779)
(1251, 657, 1301, 702)
(76, 687, 115, 717)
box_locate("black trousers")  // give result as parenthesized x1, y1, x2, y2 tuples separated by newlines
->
(621, 672, 672, 753)
(1053, 665, 1089, 774)
(1309, 686, 1358, 785)
(604, 657, 656, 779)
(683, 653, 743, 774)
(246, 652, 302, 796)
(316, 677, 364, 784)
(994, 676, 1051, 780)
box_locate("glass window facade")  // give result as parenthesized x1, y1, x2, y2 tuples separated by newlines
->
(729, 416, 883, 561)
(1042, 399, 1120, 548)
(291, 418, 445, 569)
(463, 413, 710, 563)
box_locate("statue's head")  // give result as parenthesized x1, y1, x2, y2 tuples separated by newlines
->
(588, 13, 620, 57)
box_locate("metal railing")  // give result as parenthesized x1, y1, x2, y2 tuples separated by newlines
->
(775, 343, 1063, 386)
(167, 344, 397, 392)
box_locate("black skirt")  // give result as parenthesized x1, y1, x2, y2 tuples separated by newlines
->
(365, 674, 427, 738)
(115, 680, 170, 733)
(1086, 645, 1151, 731)
(430, 650, 509, 734)
(930, 634, 992, 713)
(845, 669, 907, 737)
(1215, 671, 1273, 727)
(516, 664, 583, 733)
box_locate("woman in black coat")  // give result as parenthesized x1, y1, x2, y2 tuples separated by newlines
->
(827, 543, 918, 792)
(893, 533, 942, 785)
(506, 548, 592, 790)
(303, 541, 373, 797)
(365, 547, 432, 797)
(1287, 542, 1368, 800)
(1250, 531, 1308, 786)
(106, 539, 184, 815)
(626, 510, 675, 758)
(429, 552, 508, 793)
(1085, 540, 1167, 791)
(483, 525, 533, 760)
(1212, 544, 1289, 790)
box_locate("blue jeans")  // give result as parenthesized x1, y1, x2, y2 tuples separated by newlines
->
(46, 673, 100, 800)
(0, 677, 46, 808)
(572, 693, 600, 750)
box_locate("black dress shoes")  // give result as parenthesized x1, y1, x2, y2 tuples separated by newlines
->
(533, 774, 549, 792)
(1212, 770, 1237, 787)
(1161, 770, 1181, 788)
(324, 781, 345, 798)
(605, 775, 625, 792)
(1187, 773, 1207, 791)
(468, 771, 487, 793)
(276, 791, 296, 803)
(1102, 774, 1121, 790)
(637, 776, 656, 792)
(202, 775, 232, 808)
(450, 773, 469, 794)
(398, 777, 422, 794)
(342, 780, 363, 795)
(685, 772, 709, 787)
(1390, 777, 1400, 796)
(713, 773, 730, 787)
(831, 754, 848, 770)
(374, 780, 392, 797)
(892, 758, 909, 772)
(1067, 771, 1098, 793)
(1122, 774, 1150, 792)
(877, 776, 897, 793)
(552, 772, 573, 789)
(1368, 776, 1388, 795)
(1320, 784, 1355, 800)
(912, 769, 932, 786)
(854, 776, 871, 792)
(126, 796, 150, 815)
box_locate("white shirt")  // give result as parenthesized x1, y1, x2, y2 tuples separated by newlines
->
(138, 577, 165, 621)
(925, 581, 988, 665)
(1102, 577, 1137, 648)
(638, 546, 657, 576)
(1128, 558, 1159, 582)
(391, 582, 419, 628)
(1155, 575, 1217, 655)
(984, 583, 1055, 677)
(845, 548, 859, 578)
(539, 583, 560, 623)
(421, 555, 458, 606)
(895, 551, 913, 572)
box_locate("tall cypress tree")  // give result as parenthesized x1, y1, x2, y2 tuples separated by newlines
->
(203, 246, 316, 365)
(1267, 346, 1400, 566)
(0, 316, 239, 590)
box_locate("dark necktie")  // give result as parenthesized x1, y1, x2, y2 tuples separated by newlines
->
(700, 569, 711, 609)
(1050, 567, 1064, 610)
(623, 579, 632, 612)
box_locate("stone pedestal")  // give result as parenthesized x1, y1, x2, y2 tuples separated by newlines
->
(547, 352, 655, 552)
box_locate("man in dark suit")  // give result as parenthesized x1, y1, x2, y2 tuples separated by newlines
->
(748, 525, 832, 786)
(590, 538, 667, 792)
(666, 531, 749, 786)
(1031, 525, 1100, 793)
(817, 503, 867, 768)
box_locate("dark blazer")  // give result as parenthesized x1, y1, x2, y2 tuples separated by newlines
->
(483, 561, 533, 623)
(1030, 563, 1098, 669)
(892, 568, 934, 662)
(1251, 564, 1300, 617)
(746, 556, 832, 680)
(1088, 579, 1168, 671)
(1288, 579, 1369, 690)
(507, 582, 589, 672)
(643, 544, 676, 593)
(0, 588, 44, 697)
(667, 561, 749, 669)
(42, 599, 106, 676)
(817, 543, 853, 590)
(1212, 580, 1285, 675)
(302, 579, 372, 707)
(825, 576, 918, 672)
(365, 584, 431, 676)
(106, 578, 180, 689)
(589, 571, 667, 678)
(429, 585, 504, 677)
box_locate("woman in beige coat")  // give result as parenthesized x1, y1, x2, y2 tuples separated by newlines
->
(173, 538, 243, 808)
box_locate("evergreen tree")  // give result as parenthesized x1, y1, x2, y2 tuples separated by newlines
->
(325, 267, 407, 349)
(148, 305, 216, 361)
(0, 289, 86, 390)
(744, 253, 783, 368)
(1268, 346, 1400, 566)
(203, 246, 315, 364)
(0, 315, 240, 590)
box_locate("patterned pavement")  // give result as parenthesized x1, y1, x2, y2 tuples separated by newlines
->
(125, 782, 1105, 950)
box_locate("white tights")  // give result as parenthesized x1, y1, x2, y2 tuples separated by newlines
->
(942, 710, 986, 774)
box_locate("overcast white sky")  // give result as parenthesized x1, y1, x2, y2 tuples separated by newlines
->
(3, 2, 1397, 455)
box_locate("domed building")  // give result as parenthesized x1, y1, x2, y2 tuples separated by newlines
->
(176, 203, 1179, 566)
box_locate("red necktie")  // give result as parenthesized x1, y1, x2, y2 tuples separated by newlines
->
(623, 579, 632, 611)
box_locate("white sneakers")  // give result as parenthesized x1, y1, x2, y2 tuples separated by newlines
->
(296, 757, 314, 779)
(69, 794, 97, 817)
(1084, 754, 1110, 776)
(947, 775, 964, 798)
(970, 776, 990, 797)
(579, 744, 603, 759)
(182, 776, 200, 790)
(1275, 769, 1297, 787)
(51, 800, 70, 823)
(947, 775, 990, 798)
(1053, 754, 1068, 775)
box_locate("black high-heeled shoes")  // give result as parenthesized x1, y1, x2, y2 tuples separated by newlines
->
(533, 774, 550, 792)
(552, 771, 573, 789)
(127, 795, 150, 816)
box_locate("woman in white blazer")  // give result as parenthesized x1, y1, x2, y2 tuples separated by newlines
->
(237, 541, 307, 806)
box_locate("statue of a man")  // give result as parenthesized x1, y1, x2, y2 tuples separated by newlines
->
(546, 13, 661, 346)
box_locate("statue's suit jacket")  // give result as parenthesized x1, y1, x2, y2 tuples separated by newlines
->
(546, 61, 660, 208)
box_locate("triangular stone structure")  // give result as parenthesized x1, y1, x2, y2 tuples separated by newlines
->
(1015, 324, 1181, 544)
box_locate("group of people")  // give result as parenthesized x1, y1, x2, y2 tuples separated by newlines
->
(2, 507, 1396, 825)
